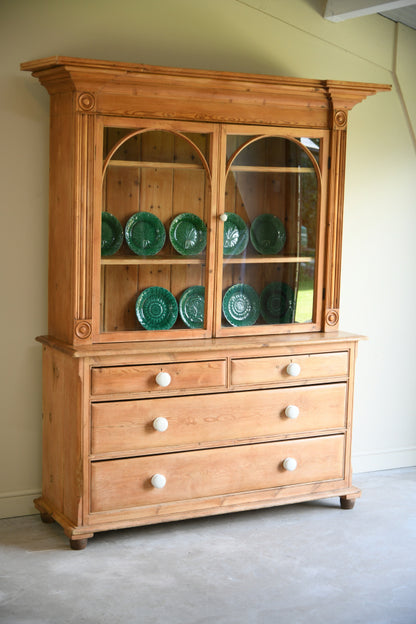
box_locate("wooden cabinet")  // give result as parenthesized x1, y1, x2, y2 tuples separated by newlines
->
(21, 56, 390, 548)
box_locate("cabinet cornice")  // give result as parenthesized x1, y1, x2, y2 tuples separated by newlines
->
(21, 56, 391, 127)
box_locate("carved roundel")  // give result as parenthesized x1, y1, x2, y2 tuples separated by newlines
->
(74, 320, 92, 339)
(326, 309, 339, 327)
(78, 92, 96, 112)
(334, 109, 347, 129)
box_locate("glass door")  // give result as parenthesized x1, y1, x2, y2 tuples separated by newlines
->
(97, 122, 216, 341)
(216, 130, 326, 336)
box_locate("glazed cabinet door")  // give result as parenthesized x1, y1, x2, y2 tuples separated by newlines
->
(215, 126, 328, 337)
(94, 119, 219, 342)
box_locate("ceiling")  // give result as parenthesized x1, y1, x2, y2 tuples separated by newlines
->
(378, 4, 416, 28)
(324, 1, 416, 30)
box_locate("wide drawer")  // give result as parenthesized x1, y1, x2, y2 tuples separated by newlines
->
(90, 435, 344, 513)
(91, 359, 226, 396)
(91, 383, 347, 456)
(231, 352, 349, 386)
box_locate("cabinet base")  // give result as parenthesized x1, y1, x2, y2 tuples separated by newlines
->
(340, 495, 357, 509)
(34, 498, 94, 549)
(34, 485, 361, 550)
(69, 538, 89, 550)
(40, 511, 55, 524)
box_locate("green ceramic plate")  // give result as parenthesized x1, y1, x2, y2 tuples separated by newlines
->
(125, 212, 166, 256)
(169, 213, 207, 255)
(260, 282, 295, 324)
(101, 212, 124, 256)
(135, 287, 178, 330)
(250, 214, 286, 255)
(179, 286, 205, 328)
(222, 284, 260, 327)
(223, 213, 249, 256)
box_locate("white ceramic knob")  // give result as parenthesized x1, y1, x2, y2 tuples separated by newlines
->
(151, 473, 166, 489)
(155, 371, 171, 387)
(283, 457, 298, 472)
(219, 213, 228, 222)
(285, 405, 299, 419)
(286, 362, 301, 377)
(153, 417, 169, 432)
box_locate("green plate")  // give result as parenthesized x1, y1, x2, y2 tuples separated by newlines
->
(223, 213, 249, 256)
(169, 213, 207, 255)
(179, 286, 205, 328)
(125, 212, 166, 256)
(222, 284, 260, 327)
(101, 212, 124, 256)
(260, 282, 295, 324)
(250, 214, 286, 254)
(135, 287, 178, 330)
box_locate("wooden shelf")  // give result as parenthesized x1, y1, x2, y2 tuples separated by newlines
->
(107, 159, 204, 170)
(101, 255, 313, 266)
(101, 255, 206, 265)
(224, 256, 314, 264)
(229, 165, 315, 173)
(107, 162, 314, 174)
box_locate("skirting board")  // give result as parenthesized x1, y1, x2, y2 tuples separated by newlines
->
(1, 446, 415, 519)
(352, 447, 416, 474)
(0, 490, 41, 519)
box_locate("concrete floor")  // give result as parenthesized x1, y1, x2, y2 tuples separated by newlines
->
(0, 468, 415, 624)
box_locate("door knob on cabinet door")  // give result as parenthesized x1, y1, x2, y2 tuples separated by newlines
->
(155, 371, 171, 387)
(153, 417, 169, 432)
(219, 213, 228, 222)
(282, 457, 298, 472)
(285, 405, 299, 419)
(151, 474, 167, 489)
(286, 362, 301, 377)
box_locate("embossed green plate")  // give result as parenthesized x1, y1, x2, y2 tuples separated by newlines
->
(222, 284, 260, 327)
(135, 287, 178, 330)
(260, 282, 295, 324)
(125, 212, 166, 256)
(169, 213, 207, 256)
(250, 214, 286, 255)
(223, 213, 249, 256)
(101, 212, 124, 256)
(179, 286, 205, 329)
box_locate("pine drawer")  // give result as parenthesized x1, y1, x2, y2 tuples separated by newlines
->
(91, 359, 227, 397)
(91, 383, 347, 457)
(231, 352, 349, 387)
(90, 435, 345, 513)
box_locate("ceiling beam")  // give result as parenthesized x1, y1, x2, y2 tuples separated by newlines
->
(324, 0, 416, 22)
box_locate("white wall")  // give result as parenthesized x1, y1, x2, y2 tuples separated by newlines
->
(1, 0, 415, 517)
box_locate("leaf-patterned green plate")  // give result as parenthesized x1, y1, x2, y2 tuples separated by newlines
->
(101, 212, 124, 256)
(179, 286, 205, 328)
(250, 214, 286, 255)
(169, 213, 207, 256)
(125, 212, 166, 256)
(260, 282, 295, 324)
(223, 213, 249, 256)
(135, 287, 178, 330)
(222, 284, 260, 327)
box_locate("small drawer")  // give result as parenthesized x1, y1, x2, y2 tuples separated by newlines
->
(90, 435, 345, 513)
(91, 359, 226, 397)
(231, 352, 348, 387)
(91, 383, 347, 456)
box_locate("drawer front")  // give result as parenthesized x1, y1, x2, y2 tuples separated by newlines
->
(91, 359, 226, 397)
(91, 383, 347, 456)
(91, 435, 344, 513)
(231, 352, 349, 386)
